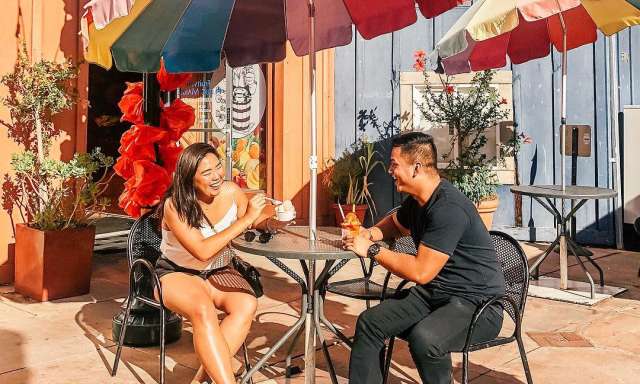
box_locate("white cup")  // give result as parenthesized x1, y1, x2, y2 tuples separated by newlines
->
(276, 210, 296, 222)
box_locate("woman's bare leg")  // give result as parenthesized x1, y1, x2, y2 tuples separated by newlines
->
(205, 278, 258, 356)
(160, 273, 236, 384)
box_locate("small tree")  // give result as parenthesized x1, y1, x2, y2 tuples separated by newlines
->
(1, 43, 113, 230)
(415, 65, 510, 203)
(1, 43, 76, 159)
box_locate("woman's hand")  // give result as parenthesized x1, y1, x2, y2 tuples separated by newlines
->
(245, 193, 266, 223)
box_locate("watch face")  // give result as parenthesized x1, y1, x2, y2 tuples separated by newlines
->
(368, 244, 381, 258)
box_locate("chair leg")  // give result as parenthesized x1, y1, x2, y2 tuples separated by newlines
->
(242, 342, 254, 384)
(381, 337, 395, 384)
(516, 333, 534, 384)
(160, 307, 166, 384)
(112, 297, 134, 377)
(462, 351, 470, 384)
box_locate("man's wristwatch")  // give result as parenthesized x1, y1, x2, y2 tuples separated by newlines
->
(367, 243, 381, 260)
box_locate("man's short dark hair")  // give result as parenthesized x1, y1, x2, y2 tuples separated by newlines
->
(391, 132, 438, 170)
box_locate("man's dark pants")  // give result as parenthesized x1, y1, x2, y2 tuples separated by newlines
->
(349, 286, 503, 384)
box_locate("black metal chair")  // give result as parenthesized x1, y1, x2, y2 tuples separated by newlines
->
(381, 230, 533, 384)
(318, 208, 414, 348)
(635, 217, 640, 277)
(111, 208, 253, 384)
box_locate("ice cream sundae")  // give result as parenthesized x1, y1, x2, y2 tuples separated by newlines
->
(341, 212, 361, 239)
(275, 200, 296, 222)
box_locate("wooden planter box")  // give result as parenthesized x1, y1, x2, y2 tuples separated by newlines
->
(15, 224, 95, 301)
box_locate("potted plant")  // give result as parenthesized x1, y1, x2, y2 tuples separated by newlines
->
(413, 53, 511, 229)
(1, 44, 114, 301)
(323, 139, 385, 225)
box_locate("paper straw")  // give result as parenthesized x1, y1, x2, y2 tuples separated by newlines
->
(337, 202, 346, 221)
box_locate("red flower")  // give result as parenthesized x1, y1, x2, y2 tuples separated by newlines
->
(118, 125, 167, 159)
(500, 97, 508, 105)
(445, 85, 455, 94)
(160, 99, 195, 140)
(157, 141, 182, 173)
(118, 82, 144, 124)
(118, 160, 172, 217)
(157, 60, 192, 92)
(413, 49, 427, 72)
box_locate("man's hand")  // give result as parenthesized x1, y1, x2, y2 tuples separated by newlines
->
(343, 232, 373, 258)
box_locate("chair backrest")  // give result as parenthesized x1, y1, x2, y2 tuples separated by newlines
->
(489, 231, 529, 323)
(127, 207, 163, 299)
(390, 235, 417, 255)
(127, 207, 163, 268)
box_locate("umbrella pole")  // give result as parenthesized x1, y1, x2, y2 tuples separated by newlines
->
(558, 7, 568, 192)
(303, 2, 318, 383)
(608, 35, 624, 249)
(308, 1, 318, 243)
(556, 3, 569, 289)
(225, 62, 234, 180)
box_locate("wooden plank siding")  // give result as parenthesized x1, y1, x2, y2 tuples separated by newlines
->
(334, 5, 640, 245)
(270, 44, 336, 226)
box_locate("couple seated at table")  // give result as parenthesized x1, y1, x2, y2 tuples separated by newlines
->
(156, 132, 505, 384)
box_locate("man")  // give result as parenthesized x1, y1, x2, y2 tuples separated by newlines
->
(344, 132, 505, 384)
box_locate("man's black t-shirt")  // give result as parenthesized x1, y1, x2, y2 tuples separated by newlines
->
(396, 179, 505, 303)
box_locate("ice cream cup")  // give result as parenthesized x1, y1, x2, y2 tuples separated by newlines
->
(276, 210, 296, 222)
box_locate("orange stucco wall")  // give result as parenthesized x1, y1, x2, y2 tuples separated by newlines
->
(269, 46, 335, 226)
(0, 0, 88, 283)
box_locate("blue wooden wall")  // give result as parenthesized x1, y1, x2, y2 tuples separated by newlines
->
(334, 5, 640, 245)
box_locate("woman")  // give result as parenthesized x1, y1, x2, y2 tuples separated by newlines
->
(156, 143, 267, 384)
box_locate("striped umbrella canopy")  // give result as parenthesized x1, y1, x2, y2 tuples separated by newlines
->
(427, 0, 640, 74)
(83, 0, 464, 73)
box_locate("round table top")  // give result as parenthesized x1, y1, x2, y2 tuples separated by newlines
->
(231, 226, 358, 260)
(510, 185, 617, 200)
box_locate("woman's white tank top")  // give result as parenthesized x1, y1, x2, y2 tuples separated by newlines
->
(160, 202, 238, 271)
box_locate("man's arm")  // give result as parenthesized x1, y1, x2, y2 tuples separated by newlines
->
(365, 211, 410, 241)
(374, 244, 449, 284)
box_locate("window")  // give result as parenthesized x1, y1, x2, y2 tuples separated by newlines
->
(399, 70, 516, 184)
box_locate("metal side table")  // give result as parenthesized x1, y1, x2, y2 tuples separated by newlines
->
(232, 226, 357, 384)
(511, 185, 616, 299)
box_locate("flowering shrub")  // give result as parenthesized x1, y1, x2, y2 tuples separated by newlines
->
(413, 51, 525, 203)
(0, 44, 115, 229)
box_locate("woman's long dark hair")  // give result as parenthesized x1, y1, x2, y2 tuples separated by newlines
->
(160, 142, 220, 228)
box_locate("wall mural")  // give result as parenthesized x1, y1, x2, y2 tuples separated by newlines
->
(179, 64, 267, 191)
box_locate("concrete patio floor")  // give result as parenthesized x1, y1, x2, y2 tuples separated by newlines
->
(1, 241, 639, 383)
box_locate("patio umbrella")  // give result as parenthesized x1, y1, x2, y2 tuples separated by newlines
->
(83, 0, 464, 241)
(83, 2, 464, 383)
(427, 0, 640, 248)
(427, 0, 640, 187)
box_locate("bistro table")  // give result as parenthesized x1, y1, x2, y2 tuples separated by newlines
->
(232, 226, 357, 384)
(510, 185, 617, 299)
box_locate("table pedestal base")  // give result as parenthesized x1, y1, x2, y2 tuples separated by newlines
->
(528, 276, 626, 306)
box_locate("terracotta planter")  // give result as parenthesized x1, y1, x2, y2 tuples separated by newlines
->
(15, 223, 95, 301)
(476, 197, 500, 230)
(331, 203, 367, 226)
(0, 243, 15, 285)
